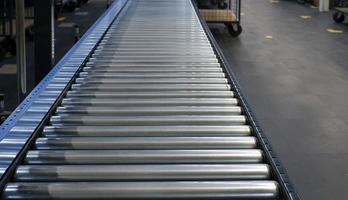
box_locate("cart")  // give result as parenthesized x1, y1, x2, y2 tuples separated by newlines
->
(296, 0, 313, 4)
(195, 0, 242, 37)
(332, 0, 348, 23)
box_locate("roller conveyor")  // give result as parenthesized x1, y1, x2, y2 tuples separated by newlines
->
(0, 0, 297, 199)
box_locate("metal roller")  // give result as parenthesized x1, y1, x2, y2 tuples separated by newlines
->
(68, 83, 231, 91)
(85, 62, 220, 67)
(55, 106, 242, 115)
(90, 58, 217, 63)
(42, 125, 252, 137)
(34, 136, 257, 149)
(78, 72, 226, 78)
(25, 149, 263, 164)
(14, 164, 271, 181)
(59, 98, 238, 106)
(92, 54, 221, 59)
(48, 115, 246, 126)
(82, 67, 223, 72)
(64, 91, 235, 98)
(74, 77, 228, 84)
(3, 181, 279, 199)
(91, 51, 216, 56)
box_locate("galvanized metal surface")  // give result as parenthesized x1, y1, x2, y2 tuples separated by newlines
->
(0, 0, 294, 199)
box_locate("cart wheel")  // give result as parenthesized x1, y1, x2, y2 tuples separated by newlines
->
(0, 46, 5, 62)
(26, 27, 34, 41)
(65, 1, 76, 12)
(227, 24, 242, 37)
(3, 37, 16, 56)
(333, 12, 345, 23)
(218, 2, 228, 9)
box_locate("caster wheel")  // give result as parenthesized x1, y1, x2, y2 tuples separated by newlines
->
(218, 1, 228, 9)
(0, 116, 5, 124)
(218, 2, 228, 9)
(333, 12, 345, 23)
(3, 37, 16, 56)
(65, 1, 76, 12)
(226, 24, 242, 37)
(26, 27, 34, 41)
(54, 4, 63, 19)
(54, 11, 59, 20)
(0, 46, 6, 62)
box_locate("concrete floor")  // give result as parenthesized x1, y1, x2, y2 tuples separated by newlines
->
(211, 0, 348, 199)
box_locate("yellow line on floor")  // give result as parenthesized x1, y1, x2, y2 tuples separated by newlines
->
(0, 64, 17, 74)
(57, 16, 66, 22)
(300, 15, 311, 20)
(327, 29, 343, 33)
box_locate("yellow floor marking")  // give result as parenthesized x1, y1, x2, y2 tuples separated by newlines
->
(0, 64, 17, 74)
(327, 29, 343, 33)
(57, 16, 66, 22)
(265, 35, 273, 39)
(300, 15, 311, 20)
(270, 0, 280, 3)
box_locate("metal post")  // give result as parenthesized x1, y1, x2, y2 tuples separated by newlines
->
(319, 0, 329, 12)
(34, 0, 55, 84)
(15, 0, 27, 101)
(0, 94, 4, 113)
(74, 24, 80, 43)
(106, 0, 111, 8)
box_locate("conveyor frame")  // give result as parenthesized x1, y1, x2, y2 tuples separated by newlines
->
(0, 0, 298, 199)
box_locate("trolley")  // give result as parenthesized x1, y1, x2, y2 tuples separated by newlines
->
(332, 0, 348, 23)
(195, 0, 242, 37)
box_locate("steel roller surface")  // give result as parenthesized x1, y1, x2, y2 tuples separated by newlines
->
(14, 164, 270, 181)
(41, 125, 252, 137)
(0, 0, 293, 199)
(4, 181, 279, 199)
(35, 136, 257, 149)
(54, 105, 243, 115)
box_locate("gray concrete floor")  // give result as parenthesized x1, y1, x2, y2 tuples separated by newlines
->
(211, 0, 348, 199)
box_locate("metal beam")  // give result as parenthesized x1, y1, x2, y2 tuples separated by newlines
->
(34, 0, 55, 84)
(15, 0, 26, 101)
